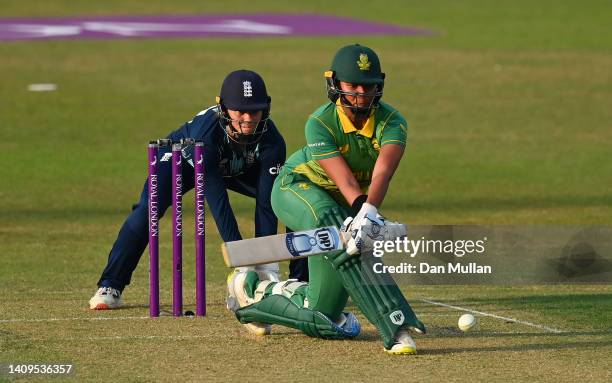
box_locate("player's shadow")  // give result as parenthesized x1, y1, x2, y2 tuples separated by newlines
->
(414, 304, 519, 313)
(459, 293, 612, 305)
(405, 194, 612, 211)
(421, 339, 612, 355)
(426, 328, 612, 338)
(417, 293, 612, 322)
(457, 293, 611, 322)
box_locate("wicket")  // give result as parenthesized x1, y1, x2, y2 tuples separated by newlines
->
(148, 138, 206, 317)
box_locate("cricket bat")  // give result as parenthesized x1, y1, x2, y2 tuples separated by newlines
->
(222, 226, 344, 267)
(221, 223, 408, 267)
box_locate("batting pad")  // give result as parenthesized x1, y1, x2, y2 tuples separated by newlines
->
(236, 295, 360, 339)
(336, 254, 426, 349)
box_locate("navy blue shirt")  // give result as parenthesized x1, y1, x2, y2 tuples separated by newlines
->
(98, 105, 291, 290)
(171, 105, 285, 241)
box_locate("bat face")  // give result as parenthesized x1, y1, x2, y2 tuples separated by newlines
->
(222, 223, 406, 268)
(222, 227, 344, 267)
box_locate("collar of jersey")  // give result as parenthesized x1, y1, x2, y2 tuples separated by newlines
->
(335, 99, 375, 138)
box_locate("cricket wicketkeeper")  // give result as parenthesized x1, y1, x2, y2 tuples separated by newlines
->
(227, 45, 426, 354)
(90, 70, 308, 315)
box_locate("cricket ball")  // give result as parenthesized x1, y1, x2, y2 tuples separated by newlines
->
(458, 314, 477, 332)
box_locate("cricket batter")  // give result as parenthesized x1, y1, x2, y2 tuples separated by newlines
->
(227, 45, 426, 354)
(89, 70, 308, 322)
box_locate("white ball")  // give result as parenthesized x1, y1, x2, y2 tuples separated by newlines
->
(458, 314, 477, 332)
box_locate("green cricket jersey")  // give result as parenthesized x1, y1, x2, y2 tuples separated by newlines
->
(284, 100, 408, 191)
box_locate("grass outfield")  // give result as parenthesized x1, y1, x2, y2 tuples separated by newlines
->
(1, 1, 611, 381)
(2, 285, 612, 381)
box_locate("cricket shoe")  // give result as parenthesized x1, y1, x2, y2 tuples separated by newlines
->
(385, 329, 417, 355)
(226, 270, 271, 336)
(89, 287, 123, 310)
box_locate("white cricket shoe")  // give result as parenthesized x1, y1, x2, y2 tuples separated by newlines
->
(226, 270, 271, 336)
(385, 329, 417, 355)
(89, 287, 123, 310)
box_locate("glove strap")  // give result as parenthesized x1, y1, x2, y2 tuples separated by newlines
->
(351, 194, 368, 214)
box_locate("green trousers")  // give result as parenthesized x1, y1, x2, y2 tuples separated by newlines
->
(271, 170, 352, 321)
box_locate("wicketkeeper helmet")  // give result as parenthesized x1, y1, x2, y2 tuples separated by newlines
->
(216, 70, 271, 145)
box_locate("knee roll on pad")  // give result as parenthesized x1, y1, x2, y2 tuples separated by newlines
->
(270, 280, 307, 298)
(235, 295, 359, 339)
(336, 256, 426, 349)
(316, 207, 349, 229)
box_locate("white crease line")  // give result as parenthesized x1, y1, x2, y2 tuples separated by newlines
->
(0, 316, 151, 323)
(421, 299, 565, 333)
(63, 335, 210, 341)
(15, 335, 213, 342)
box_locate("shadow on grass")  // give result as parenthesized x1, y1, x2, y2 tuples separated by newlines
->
(427, 327, 612, 338)
(415, 305, 519, 313)
(0, 202, 254, 221)
(3, 192, 611, 220)
(461, 293, 612, 306)
(246, 328, 612, 350)
(412, 294, 599, 314)
(414, 293, 612, 333)
(405, 194, 612, 212)
(422, 339, 612, 355)
(0, 207, 127, 221)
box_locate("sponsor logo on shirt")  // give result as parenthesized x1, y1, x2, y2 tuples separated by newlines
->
(269, 164, 283, 175)
(308, 142, 326, 147)
(371, 138, 380, 151)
